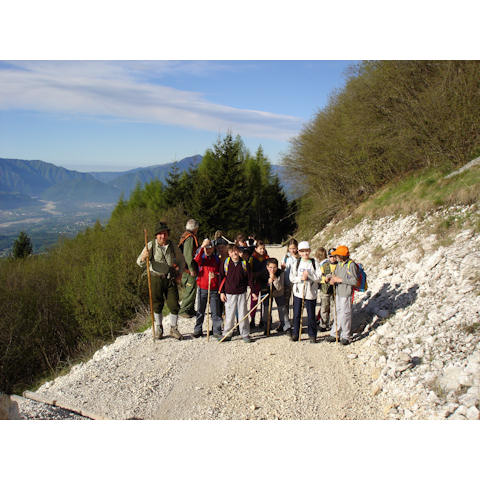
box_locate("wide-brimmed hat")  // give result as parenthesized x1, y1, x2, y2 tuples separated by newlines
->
(298, 241, 310, 251)
(154, 221, 170, 235)
(331, 245, 349, 257)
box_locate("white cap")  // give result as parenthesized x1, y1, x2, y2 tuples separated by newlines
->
(298, 241, 310, 250)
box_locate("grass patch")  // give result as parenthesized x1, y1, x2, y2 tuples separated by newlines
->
(355, 164, 480, 219)
(462, 322, 480, 335)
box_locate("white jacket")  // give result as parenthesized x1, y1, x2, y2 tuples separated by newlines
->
(289, 257, 321, 300)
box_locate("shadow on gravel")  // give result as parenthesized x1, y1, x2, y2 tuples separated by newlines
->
(350, 283, 419, 342)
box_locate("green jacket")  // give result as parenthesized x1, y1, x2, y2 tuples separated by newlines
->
(180, 234, 198, 276)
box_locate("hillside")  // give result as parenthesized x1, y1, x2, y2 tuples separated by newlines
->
(10, 202, 480, 419)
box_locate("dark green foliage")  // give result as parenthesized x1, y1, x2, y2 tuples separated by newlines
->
(191, 133, 250, 235)
(0, 206, 187, 393)
(284, 60, 480, 231)
(12, 231, 33, 258)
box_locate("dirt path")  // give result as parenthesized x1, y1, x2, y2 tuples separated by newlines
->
(154, 329, 383, 420)
(31, 244, 383, 420)
(34, 311, 383, 420)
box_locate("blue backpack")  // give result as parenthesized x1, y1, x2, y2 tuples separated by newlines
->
(348, 260, 368, 292)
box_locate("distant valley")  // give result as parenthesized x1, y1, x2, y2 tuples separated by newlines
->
(0, 155, 291, 255)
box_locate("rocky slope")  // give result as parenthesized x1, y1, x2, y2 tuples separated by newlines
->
(312, 203, 480, 419)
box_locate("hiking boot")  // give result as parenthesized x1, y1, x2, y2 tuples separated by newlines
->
(275, 323, 285, 333)
(154, 325, 163, 340)
(326, 335, 337, 343)
(309, 336, 317, 344)
(233, 327, 240, 336)
(242, 336, 254, 343)
(290, 335, 298, 342)
(170, 326, 183, 340)
(285, 328, 292, 337)
(318, 326, 328, 332)
(192, 330, 202, 338)
(340, 338, 350, 346)
(219, 335, 232, 342)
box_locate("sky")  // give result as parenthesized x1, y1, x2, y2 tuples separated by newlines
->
(0, 60, 355, 171)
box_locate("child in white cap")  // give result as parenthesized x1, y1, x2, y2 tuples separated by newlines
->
(289, 241, 321, 342)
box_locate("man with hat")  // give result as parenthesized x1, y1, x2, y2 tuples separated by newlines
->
(325, 245, 359, 345)
(137, 221, 185, 340)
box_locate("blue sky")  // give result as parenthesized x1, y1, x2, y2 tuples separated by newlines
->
(0, 60, 355, 171)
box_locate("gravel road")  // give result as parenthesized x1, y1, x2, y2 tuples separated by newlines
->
(31, 311, 382, 420)
(20, 244, 383, 420)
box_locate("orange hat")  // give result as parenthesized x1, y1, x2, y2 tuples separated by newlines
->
(331, 245, 349, 257)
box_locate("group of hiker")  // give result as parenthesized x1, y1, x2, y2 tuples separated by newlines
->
(137, 219, 363, 345)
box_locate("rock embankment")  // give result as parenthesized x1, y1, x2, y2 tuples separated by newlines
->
(312, 204, 480, 419)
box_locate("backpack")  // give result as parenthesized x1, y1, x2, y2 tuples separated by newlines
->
(348, 260, 368, 292)
(296, 257, 316, 271)
(224, 256, 247, 274)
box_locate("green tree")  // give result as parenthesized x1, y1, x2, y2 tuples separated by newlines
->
(12, 231, 33, 259)
(191, 133, 249, 235)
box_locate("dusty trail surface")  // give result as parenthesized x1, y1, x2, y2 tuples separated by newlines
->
(34, 321, 382, 420)
(31, 244, 382, 420)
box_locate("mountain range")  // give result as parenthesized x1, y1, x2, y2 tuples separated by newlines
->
(0, 155, 202, 209)
(0, 155, 293, 211)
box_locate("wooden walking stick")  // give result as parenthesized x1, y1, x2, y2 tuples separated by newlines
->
(206, 272, 212, 342)
(266, 282, 273, 336)
(144, 229, 155, 341)
(219, 293, 270, 343)
(299, 280, 306, 342)
(333, 284, 338, 343)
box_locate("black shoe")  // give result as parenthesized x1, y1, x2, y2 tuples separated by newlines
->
(326, 335, 336, 343)
(340, 338, 350, 346)
(318, 326, 328, 332)
(258, 320, 265, 329)
(218, 335, 232, 342)
(290, 335, 298, 342)
(249, 320, 255, 329)
(309, 336, 317, 344)
(192, 331, 202, 338)
(234, 327, 240, 336)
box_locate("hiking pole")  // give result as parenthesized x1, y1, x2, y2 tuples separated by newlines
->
(267, 282, 273, 336)
(144, 229, 155, 341)
(219, 293, 270, 343)
(206, 272, 212, 342)
(299, 280, 306, 342)
(333, 284, 338, 343)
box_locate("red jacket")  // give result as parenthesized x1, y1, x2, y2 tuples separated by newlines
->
(194, 250, 220, 290)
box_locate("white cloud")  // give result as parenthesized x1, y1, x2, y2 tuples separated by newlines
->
(0, 61, 302, 140)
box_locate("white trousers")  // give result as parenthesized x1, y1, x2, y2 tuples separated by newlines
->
(330, 295, 352, 340)
(224, 293, 249, 338)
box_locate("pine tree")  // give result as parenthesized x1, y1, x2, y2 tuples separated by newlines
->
(12, 231, 33, 259)
(191, 133, 249, 236)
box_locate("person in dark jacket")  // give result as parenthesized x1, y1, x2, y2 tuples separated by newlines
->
(256, 258, 291, 335)
(219, 244, 254, 343)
